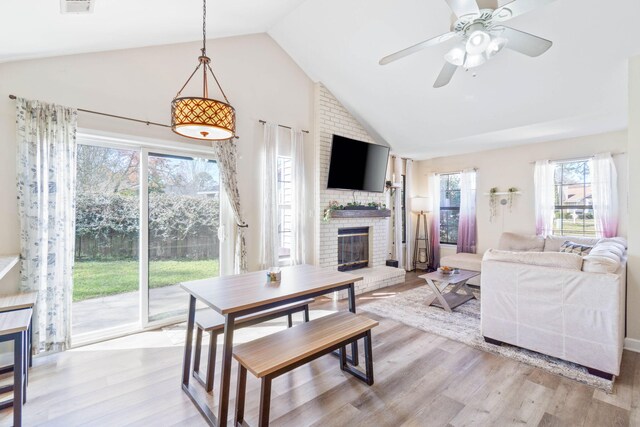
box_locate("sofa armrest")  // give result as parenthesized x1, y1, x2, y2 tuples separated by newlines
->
(481, 259, 625, 375)
(483, 249, 583, 271)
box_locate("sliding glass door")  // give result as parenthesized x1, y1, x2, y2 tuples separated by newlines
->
(72, 140, 221, 342)
(147, 153, 221, 322)
(73, 144, 141, 337)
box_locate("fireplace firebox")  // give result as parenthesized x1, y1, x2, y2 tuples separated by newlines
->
(337, 227, 369, 271)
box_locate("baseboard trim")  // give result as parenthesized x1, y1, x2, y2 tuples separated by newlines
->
(624, 337, 640, 353)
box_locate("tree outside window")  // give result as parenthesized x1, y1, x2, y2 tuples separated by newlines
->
(553, 160, 595, 236)
(440, 173, 461, 244)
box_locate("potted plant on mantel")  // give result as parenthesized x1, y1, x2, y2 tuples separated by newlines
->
(322, 201, 387, 222)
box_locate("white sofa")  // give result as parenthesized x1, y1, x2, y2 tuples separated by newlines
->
(481, 232, 627, 378)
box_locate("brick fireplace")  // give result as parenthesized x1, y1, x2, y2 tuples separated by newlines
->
(314, 83, 405, 297)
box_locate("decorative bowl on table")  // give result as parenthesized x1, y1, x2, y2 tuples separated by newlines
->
(439, 266, 455, 275)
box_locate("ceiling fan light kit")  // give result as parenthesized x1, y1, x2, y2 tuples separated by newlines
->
(379, 0, 556, 87)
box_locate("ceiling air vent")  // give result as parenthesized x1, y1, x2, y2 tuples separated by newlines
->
(60, 0, 95, 14)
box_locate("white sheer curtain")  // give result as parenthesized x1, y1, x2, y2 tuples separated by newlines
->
(534, 160, 556, 237)
(16, 98, 77, 353)
(457, 169, 477, 253)
(404, 159, 413, 271)
(259, 124, 279, 269)
(289, 129, 306, 264)
(592, 152, 619, 238)
(393, 156, 403, 265)
(429, 173, 441, 269)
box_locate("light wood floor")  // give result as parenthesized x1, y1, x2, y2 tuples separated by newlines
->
(1, 273, 638, 426)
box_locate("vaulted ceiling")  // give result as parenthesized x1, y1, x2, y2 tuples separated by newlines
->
(3, 0, 640, 159)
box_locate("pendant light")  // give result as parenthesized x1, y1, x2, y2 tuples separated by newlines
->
(171, 0, 236, 141)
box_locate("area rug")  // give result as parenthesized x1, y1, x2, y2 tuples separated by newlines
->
(360, 286, 614, 393)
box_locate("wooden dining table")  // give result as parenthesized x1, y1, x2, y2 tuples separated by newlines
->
(179, 264, 363, 426)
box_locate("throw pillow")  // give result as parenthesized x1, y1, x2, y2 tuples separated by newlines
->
(559, 240, 593, 256)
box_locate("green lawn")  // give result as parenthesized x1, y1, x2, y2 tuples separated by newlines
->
(73, 259, 219, 302)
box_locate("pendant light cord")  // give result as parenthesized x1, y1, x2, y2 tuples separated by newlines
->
(173, 0, 231, 104)
(202, 0, 207, 56)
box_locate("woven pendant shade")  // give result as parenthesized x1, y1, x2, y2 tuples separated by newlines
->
(171, 97, 235, 140)
(171, 0, 236, 142)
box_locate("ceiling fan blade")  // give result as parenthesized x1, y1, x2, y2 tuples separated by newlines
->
(500, 26, 552, 57)
(433, 62, 458, 88)
(379, 32, 458, 65)
(492, 0, 556, 22)
(445, 0, 480, 17)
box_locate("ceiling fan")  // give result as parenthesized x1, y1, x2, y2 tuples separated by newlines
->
(379, 0, 555, 88)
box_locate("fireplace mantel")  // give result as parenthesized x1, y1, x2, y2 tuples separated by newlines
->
(330, 209, 391, 219)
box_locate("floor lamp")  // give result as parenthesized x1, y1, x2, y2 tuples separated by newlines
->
(411, 196, 432, 271)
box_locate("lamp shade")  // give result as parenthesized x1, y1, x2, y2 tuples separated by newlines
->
(411, 196, 432, 213)
(171, 97, 236, 141)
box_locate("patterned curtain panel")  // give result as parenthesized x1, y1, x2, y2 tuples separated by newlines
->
(212, 140, 248, 273)
(429, 174, 441, 269)
(16, 98, 77, 353)
(457, 169, 477, 254)
(592, 152, 619, 238)
(259, 123, 279, 269)
(534, 160, 555, 237)
(290, 129, 306, 265)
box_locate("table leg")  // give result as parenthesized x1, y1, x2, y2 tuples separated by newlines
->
(425, 278, 452, 312)
(14, 331, 23, 427)
(217, 313, 237, 427)
(348, 283, 359, 366)
(182, 296, 197, 388)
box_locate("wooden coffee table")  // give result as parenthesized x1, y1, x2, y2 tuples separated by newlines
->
(419, 269, 479, 312)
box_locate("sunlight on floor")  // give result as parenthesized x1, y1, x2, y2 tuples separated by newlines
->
(70, 309, 338, 351)
(359, 292, 398, 300)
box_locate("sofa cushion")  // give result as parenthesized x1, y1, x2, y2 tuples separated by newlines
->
(559, 241, 593, 256)
(483, 249, 583, 271)
(594, 242, 625, 258)
(440, 253, 483, 272)
(498, 232, 545, 252)
(543, 235, 600, 252)
(599, 237, 628, 249)
(582, 255, 620, 274)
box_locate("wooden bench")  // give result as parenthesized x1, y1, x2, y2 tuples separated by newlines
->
(0, 308, 32, 427)
(192, 298, 313, 392)
(233, 311, 378, 426)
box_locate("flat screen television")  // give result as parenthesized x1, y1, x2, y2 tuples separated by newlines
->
(327, 134, 390, 193)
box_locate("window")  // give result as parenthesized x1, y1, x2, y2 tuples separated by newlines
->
(553, 160, 595, 236)
(277, 156, 293, 259)
(440, 173, 461, 244)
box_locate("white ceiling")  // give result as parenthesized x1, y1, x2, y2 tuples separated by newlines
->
(270, 0, 640, 158)
(3, 0, 640, 159)
(0, 0, 305, 62)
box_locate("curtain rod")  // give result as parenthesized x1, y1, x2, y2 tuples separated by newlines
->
(8, 94, 241, 139)
(529, 152, 626, 165)
(258, 119, 309, 134)
(437, 168, 478, 175)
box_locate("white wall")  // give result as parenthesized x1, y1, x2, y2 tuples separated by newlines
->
(628, 56, 640, 343)
(0, 33, 315, 292)
(414, 131, 628, 259)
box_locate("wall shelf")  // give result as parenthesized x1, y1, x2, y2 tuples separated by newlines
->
(330, 209, 391, 219)
(483, 191, 522, 196)
(0, 255, 20, 281)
